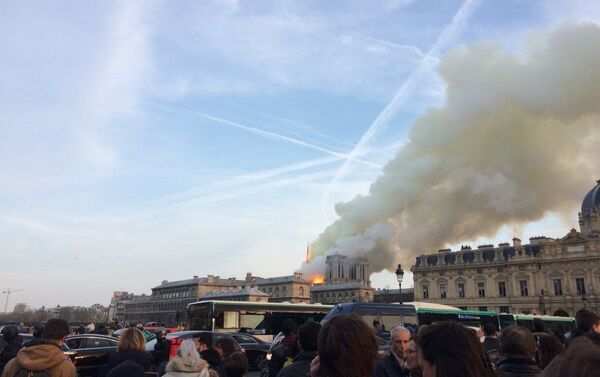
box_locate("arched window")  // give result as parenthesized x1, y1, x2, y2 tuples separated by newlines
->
(299, 287, 305, 296)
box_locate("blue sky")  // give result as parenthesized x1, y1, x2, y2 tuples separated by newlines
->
(1, 0, 600, 308)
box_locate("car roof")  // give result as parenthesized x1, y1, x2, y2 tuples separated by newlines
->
(66, 334, 117, 339)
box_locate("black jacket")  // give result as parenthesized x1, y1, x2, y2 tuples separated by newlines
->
(496, 356, 541, 377)
(153, 338, 170, 363)
(98, 349, 154, 377)
(200, 348, 224, 377)
(373, 353, 410, 377)
(0, 339, 22, 373)
(276, 351, 316, 377)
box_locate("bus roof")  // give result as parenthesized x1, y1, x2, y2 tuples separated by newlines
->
(406, 302, 497, 315)
(187, 300, 334, 311)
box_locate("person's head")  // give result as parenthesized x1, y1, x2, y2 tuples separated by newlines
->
(223, 351, 248, 377)
(373, 320, 381, 329)
(406, 338, 420, 373)
(156, 330, 165, 341)
(390, 326, 411, 358)
(499, 325, 536, 358)
(537, 334, 564, 369)
(42, 318, 71, 346)
(1, 325, 19, 343)
(176, 339, 201, 364)
(576, 310, 600, 334)
(282, 319, 297, 336)
(215, 337, 236, 359)
(117, 327, 146, 352)
(533, 318, 546, 333)
(297, 321, 321, 353)
(483, 322, 497, 337)
(542, 339, 600, 377)
(193, 332, 213, 351)
(417, 321, 494, 377)
(317, 314, 378, 377)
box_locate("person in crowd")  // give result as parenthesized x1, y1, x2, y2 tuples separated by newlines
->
(405, 338, 422, 377)
(223, 351, 248, 377)
(76, 324, 87, 335)
(97, 325, 109, 335)
(533, 318, 547, 334)
(163, 339, 210, 377)
(98, 327, 153, 377)
(277, 322, 321, 377)
(107, 360, 146, 377)
(309, 314, 378, 377)
(153, 330, 171, 375)
(215, 338, 236, 360)
(567, 309, 600, 345)
(416, 321, 495, 377)
(586, 331, 600, 346)
(541, 338, 600, 377)
(481, 322, 500, 358)
(268, 319, 298, 377)
(551, 325, 566, 346)
(536, 334, 564, 369)
(495, 325, 541, 377)
(373, 320, 383, 334)
(373, 326, 411, 377)
(0, 326, 22, 374)
(193, 333, 223, 377)
(1, 318, 76, 377)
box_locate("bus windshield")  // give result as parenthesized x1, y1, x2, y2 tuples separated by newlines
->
(187, 301, 333, 340)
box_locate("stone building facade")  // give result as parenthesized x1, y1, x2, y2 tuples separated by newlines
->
(310, 254, 374, 304)
(246, 272, 312, 303)
(201, 287, 269, 302)
(111, 272, 315, 325)
(411, 180, 600, 316)
(373, 288, 415, 304)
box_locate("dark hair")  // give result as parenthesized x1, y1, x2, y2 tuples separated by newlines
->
(1, 325, 19, 342)
(193, 332, 213, 348)
(282, 319, 297, 336)
(499, 325, 535, 357)
(298, 322, 321, 352)
(533, 318, 546, 333)
(576, 310, 599, 333)
(41, 318, 70, 341)
(318, 314, 377, 377)
(542, 339, 600, 377)
(216, 337, 237, 359)
(538, 334, 564, 369)
(483, 322, 497, 336)
(417, 321, 495, 377)
(223, 351, 248, 377)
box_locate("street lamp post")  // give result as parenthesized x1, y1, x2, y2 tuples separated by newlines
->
(395, 264, 404, 304)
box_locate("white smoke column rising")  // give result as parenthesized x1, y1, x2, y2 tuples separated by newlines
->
(303, 22, 600, 275)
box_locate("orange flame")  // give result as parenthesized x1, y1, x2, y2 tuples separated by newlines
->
(312, 275, 324, 284)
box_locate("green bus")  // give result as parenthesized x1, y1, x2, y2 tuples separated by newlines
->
(499, 313, 575, 332)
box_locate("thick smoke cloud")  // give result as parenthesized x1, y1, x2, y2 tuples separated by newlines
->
(303, 22, 600, 275)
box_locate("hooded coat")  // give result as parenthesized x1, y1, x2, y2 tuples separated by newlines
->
(0, 342, 76, 377)
(163, 355, 210, 377)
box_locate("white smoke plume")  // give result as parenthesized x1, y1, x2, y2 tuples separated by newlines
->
(302, 21, 600, 276)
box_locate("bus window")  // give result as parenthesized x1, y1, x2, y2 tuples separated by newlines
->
(223, 311, 239, 329)
(239, 312, 265, 331)
(380, 314, 402, 333)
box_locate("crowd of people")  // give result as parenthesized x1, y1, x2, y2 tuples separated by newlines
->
(2, 308, 600, 377)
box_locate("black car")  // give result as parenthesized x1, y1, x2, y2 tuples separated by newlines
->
(65, 334, 119, 377)
(230, 333, 271, 370)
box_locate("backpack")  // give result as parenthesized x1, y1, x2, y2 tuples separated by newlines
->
(13, 367, 52, 377)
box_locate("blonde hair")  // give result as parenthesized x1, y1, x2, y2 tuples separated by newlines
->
(118, 327, 146, 352)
